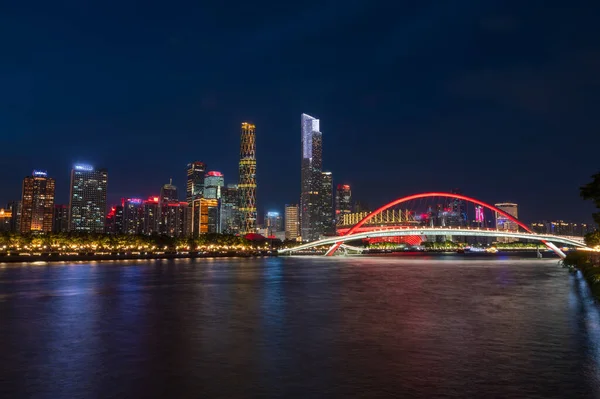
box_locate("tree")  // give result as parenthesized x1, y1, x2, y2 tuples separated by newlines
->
(580, 172, 600, 226)
(585, 231, 600, 248)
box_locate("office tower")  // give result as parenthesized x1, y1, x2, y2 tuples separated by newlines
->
(220, 184, 239, 234)
(204, 171, 224, 200)
(7, 201, 21, 233)
(191, 198, 220, 236)
(186, 161, 206, 204)
(320, 171, 334, 235)
(122, 198, 143, 235)
(285, 204, 300, 241)
(495, 202, 518, 242)
(106, 205, 124, 234)
(68, 164, 108, 233)
(300, 113, 322, 241)
(238, 122, 257, 234)
(265, 211, 283, 237)
(0, 208, 12, 232)
(143, 196, 160, 235)
(20, 170, 56, 233)
(158, 180, 188, 237)
(53, 204, 69, 233)
(335, 184, 352, 219)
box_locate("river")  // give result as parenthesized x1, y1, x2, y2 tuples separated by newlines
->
(0, 255, 599, 398)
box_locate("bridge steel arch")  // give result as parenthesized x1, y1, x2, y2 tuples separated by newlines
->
(324, 192, 567, 258)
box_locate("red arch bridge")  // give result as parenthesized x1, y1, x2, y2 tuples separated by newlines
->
(279, 192, 589, 258)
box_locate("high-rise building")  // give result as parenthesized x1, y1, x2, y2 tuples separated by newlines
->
(495, 202, 518, 242)
(531, 220, 592, 237)
(142, 196, 160, 235)
(186, 162, 206, 204)
(122, 198, 143, 235)
(264, 211, 283, 237)
(320, 171, 334, 235)
(68, 164, 108, 233)
(0, 208, 12, 232)
(53, 204, 69, 233)
(191, 198, 220, 236)
(158, 180, 188, 237)
(7, 201, 21, 233)
(106, 205, 124, 234)
(220, 184, 239, 234)
(20, 170, 56, 233)
(335, 184, 352, 220)
(238, 122, 257, 234)
(204, 171, 224, 200)
(300, 113, 323, 241)
(285, 204, 300, 241)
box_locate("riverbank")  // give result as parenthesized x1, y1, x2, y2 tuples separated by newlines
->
(563, 251, 600, 298)
(0, 250, 277, 264)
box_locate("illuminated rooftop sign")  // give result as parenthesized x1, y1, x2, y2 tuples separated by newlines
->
(206, 171, 223, 177)
(267, 211, 280, 217)
(128, 198, 143, 205)
(74, 164, 94, 171)
(32, 170, 48, 177)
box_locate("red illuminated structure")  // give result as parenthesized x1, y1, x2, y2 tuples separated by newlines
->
(325, 192, 553, 256)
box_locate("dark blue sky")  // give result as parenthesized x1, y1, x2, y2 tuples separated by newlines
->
(1, 0, 599, 223)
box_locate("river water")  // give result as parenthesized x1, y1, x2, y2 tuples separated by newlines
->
(0, 255, 599, 398)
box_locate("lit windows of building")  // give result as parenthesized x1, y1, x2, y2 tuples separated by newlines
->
(300, 113, 322, 242)
(335, 184, 352, 219)
(204, 171, 224, 200)
(238, 122, 257, 234)
(143, 196, 160, 235)
(220, 184, 239, 234)
(191, 198, 219, 236)
(265, 211, 283, 237)
(320, 171, 334, 236)
(53, 204, 69, 233)
(186, 162, 206, 204)
(68, 165, 108, 233)
(495, 202, 518, 243)
(0, 208, 12, 232)
(122, 198, 144, 235)
(285, 204, 300, 241)
(20, 170, 56, 233)
(106, 205, 124, 234)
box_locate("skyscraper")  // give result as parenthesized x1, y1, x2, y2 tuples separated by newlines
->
(320, 171, 334, 235)
(335, 184, 352, 219)
(158, 180, 187, 237)
(7, 201, 21, 233)
(122, 198, 143, 234)
(285, 204, 299, 241)
(20, 170, 55, 233)
(142, 196, 160, 235)
(204, 171, 224, 200)
(264, 211, 283, 237)
(300, 113, 322, 242)
(220, 184, 239, 234)
(191, 198, 220, 236)
(238, 122, 257, 234)
(68, 165, 108, 233)
(186, 161, 206, 204)
(495, 202, 519, 243)
(53, 204, 69, 233)
(106, 205, 124, 234)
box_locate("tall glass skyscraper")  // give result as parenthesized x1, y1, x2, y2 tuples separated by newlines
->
(186, 161, 206, 204)
(68, 165, 108, 233)
(238, 122, 257, 234)
(20, 170, 55, 233)
(300, 113, 322, 242)
(204, 171, 224, 200)
(220, 184, 239, 234)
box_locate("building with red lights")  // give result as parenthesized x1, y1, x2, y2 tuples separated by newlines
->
(204, 171, 224, 200)
(335, 184, 352, 219)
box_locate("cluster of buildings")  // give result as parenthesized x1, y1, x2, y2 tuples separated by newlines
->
(1, 113, 593, 242)
(1, 122, 257, 238)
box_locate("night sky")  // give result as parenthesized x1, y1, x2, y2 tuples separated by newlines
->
(1, 0, 599, 223)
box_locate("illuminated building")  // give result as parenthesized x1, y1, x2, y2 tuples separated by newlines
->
(531, 220, 592, 236)
(265, 211, 283, 236)
(204, 171, 224, 200)
(447, 189, 466, 227)
(68, 164, 108, 233)
(220, 184, 239, 234)
(191, 198, 219, 236)
(335, 184, 352, 220)
(320, 171, 334, 235)
(0, 208, 12, 232)
(475, 206, 484, 226)
(186, 161, 206, 204)
(238, 122, 257, 233)
(53, 204, 69, 233)
(106, 205, 124, 234)
(158, 180, 188, 237)
(143, 196, 160, 235)
(495, 202, 518, 242)
(20, 170, 56, 233)
(122, 198, 143, 234)
(300, 113, 322, 241)
(285, 204, 299, 241)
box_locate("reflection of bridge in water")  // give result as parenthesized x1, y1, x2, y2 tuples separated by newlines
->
(280, 192, 590, 258)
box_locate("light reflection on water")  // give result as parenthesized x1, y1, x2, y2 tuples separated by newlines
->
(0, 255, 599, 398)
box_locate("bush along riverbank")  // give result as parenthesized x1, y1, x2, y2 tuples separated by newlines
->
(563, 251, 600, 298)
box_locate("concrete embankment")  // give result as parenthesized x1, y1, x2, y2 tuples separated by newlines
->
(563, 251, 600, 298)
